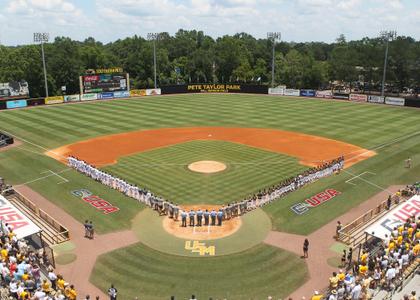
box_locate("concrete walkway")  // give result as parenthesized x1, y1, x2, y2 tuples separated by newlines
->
(264, 185, 404, 299)
(15, 184, 406, 299)
(15, 185, 140, 299)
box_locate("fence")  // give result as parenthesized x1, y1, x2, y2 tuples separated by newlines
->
(11, 190, 70, 243)
(337, 194, 401, 247)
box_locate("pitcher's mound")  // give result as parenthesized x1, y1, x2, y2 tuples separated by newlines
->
(163, 205, 242, 240)
(188, 160, 227, 174)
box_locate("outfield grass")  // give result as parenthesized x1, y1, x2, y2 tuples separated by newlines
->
(90, 243, 308, 300)
(0, 94, 419, 234)
(103, 140, 306, 204)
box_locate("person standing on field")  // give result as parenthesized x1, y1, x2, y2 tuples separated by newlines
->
(303, 238, 309, 258)
(108, 284, 117, 300)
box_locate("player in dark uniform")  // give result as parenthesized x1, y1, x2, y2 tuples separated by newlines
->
(210, 209, 217, 226)
(217, 209, 223, 226)
(181, 210, 187, 227)
(196, 209, 203, 226)
(204, 209, 210, 226)
(189, 209, 195, 226)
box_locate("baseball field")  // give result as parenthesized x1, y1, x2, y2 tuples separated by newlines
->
(0, 93, 419, 299)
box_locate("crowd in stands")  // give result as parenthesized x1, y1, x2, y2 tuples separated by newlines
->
(67, 156, 344, 223)
(0, 218, 82, 299)
(311, 188, 420, 300)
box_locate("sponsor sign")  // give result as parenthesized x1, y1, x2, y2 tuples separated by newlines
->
(284, 89, 300, 96)
(71, 189, 119, 214)
(316, 90, 333, 98)
(0, 81, 29, 100)
(268, 87, 285, 95)
(130, 89, 147, 97)
(146, 88, 162, 96)
(45, 96, 64, 105)
(81, 93, 98, 101)
(64, 94, 81, 102)
(365, 195, 420, 240)
(100, 92, 114, 99)
(0, 195, 41, 239)
(349, 94, 368, 102)
(83, 75, 100, 82)
(385, 97, 405, 106)
(187, 84, 241, 93)
(185, 241, 215, 256)
(93, 68, 123, 74)
(333, 93, 350, 100)
(300, 90, 316, 97)
(290, 189, 341, 215)
(368, 95, 385, 103)
(113, 91, 130, 98)
(6, 99, 27, 109)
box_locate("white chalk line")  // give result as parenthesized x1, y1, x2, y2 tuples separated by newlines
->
(345, 171, 376, 186)
(0, 129, 67, 159)
(14, 168, 72, 187)
(342, 169, 392, 193)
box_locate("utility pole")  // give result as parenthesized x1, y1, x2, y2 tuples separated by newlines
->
(147, 33, 161, 89)
(267, 32, 281, 88)
(379, 30, 396, 97)
(34, 32, 50, 97)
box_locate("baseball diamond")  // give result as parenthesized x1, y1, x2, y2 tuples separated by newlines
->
(0, 93, 419, 300)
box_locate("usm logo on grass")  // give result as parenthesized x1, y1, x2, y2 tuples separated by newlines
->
(185, 241, 215, 256)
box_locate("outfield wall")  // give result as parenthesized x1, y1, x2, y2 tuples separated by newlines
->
(0, 85, 419, 110)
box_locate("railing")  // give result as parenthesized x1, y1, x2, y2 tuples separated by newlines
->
(10, 190, 70, 243)
(337, 194, 401, 246)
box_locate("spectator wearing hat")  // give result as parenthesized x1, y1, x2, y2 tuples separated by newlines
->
(311, 290, 322, 300)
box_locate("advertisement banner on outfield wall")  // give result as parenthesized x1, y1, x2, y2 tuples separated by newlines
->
(333, 93, 350, 100)
(100, 92, 114, 100)
(300, 90, 316, 97)
(45, 96, 64, 105)
(316, 90, 333, 98)
(349, 94, 368, 102)
(268, 88, 285, 95)
(367, 95, 385, 103)
(113, 91, 130, 98)
(284, 89, 300, 96)
(64, 94, 81, 102)
(161, 84, 268, 94)
(6, 99, 27, 109)
(130, 89, 147, 97)
(146, 88, 162, 96)
(385, 97, 405, 106)
(81, 93, 98, 101)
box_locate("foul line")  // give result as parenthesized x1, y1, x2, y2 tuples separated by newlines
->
(342, 169, 392, 193)
(14, 168, 72, 187)
(0, 129, 67, 159)
(345, 171, 376, 186)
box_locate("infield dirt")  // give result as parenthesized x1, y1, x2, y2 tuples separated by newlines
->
(47, 127, 375, 168)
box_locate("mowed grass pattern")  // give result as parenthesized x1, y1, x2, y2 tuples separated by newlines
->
(0, 94, 419, 150)
(103, 140, 306, 204)
(91, 243, 307, 300)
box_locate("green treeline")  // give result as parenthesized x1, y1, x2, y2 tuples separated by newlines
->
(0, 30, 419, 97)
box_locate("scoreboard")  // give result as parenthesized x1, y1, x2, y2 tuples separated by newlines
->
(80, 68, 129, 94)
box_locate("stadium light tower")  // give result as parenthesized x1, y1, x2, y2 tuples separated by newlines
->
(34, 32, 50, 97)
(379, 30, 397, 97)
(267, 32, 281, 88)
(147, 32, 161, 89)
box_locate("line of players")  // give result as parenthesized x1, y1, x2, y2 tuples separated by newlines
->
(68, 156, 344, 227)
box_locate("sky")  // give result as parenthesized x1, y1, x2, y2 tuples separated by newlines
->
(0, 0, 419, 46)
